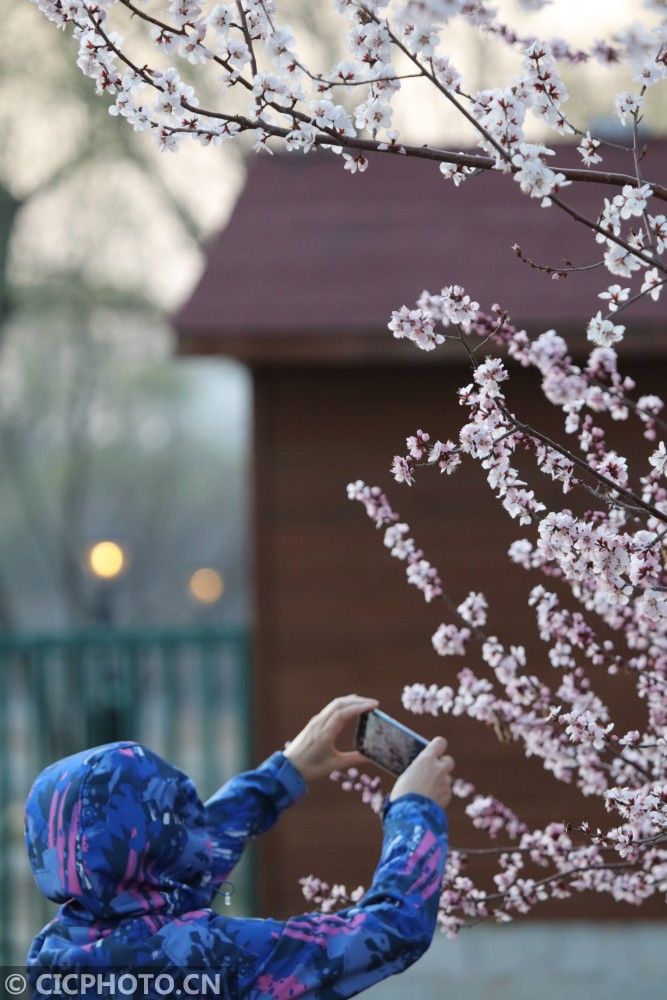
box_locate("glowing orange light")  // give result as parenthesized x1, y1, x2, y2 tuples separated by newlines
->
(189, 568, 225, 604)
(87, 541, 126, 579)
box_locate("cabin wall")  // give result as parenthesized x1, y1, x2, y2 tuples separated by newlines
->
(249, 359, 664, 922)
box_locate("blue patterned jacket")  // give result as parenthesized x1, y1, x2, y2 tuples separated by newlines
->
(25, 740, 447, 998)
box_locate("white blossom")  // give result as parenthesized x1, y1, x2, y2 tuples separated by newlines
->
(578, 132, 602, 167)
(388, 306, 444, 351)
(614, 90, 644, 126)
(641, 268, 663, 302)
(586, 312, 625, 348)
(432, 623, 471, 656)
(615, 183, 653, 220)
(598, 285, 629, 311)
(648, 442, 667, 476)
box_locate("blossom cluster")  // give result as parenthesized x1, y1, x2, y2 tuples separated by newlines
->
(304, 759, 666, 934)
(329, 766, 385, 814)
(345, 277, 665, 928)
(32, 1, 667, 343)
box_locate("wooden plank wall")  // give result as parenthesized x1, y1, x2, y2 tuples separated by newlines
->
(249, 359, 664, 923)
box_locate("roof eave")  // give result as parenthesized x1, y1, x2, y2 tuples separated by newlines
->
(174, 321, 667, 367)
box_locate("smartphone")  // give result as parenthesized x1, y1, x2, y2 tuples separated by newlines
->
(355, 708, 429, 776)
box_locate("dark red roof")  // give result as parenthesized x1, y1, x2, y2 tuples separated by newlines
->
(174, 140, 666, 364)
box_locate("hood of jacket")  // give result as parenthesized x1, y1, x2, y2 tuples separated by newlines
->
(25, 741, 228, 925)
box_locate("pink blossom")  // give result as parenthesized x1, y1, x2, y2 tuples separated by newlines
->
(390, 454, 414, 485)
(648, 442, 667, 476)
(457, 591, 488, 627)
(388, 306, 444, 351)
(428, 439, 462, 475)
(432, 623, 471, 657)
(406, 429, 431, 460)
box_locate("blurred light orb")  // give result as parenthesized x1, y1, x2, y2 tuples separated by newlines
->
(190, 568, 225, 604)
(88, 540, 126, 579)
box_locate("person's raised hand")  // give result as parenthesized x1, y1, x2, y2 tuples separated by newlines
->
(283, 694, 379, 782)
(389, 736, 454, 812)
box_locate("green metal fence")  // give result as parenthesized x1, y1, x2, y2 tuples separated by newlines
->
(0, 625, 252, 966)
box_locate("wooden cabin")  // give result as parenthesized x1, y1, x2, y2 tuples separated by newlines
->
(174, 142, 666, 921)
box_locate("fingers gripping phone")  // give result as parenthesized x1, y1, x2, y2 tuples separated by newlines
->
(355, 708, 429, 777)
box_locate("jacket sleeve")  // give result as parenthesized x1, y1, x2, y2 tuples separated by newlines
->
(213, 792, 448, 999)
(203, 751, 307, 880)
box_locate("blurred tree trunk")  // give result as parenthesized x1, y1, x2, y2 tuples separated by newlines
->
(0, 183, 22, 628)
(0, 183, 20, 330)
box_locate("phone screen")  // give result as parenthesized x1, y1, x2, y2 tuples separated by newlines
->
(356, 709, 428, 776)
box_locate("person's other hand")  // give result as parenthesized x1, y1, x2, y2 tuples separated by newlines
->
(283, 694, 379, 782)
(389, 736, 454, 812)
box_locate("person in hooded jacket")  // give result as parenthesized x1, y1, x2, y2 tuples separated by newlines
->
(25, 694, 454, 999)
